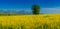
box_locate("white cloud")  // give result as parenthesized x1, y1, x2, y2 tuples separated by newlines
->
(0, 8, 32, 14)
(41, 7, 60, 14)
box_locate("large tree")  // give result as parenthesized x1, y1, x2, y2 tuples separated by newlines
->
(32, 5, 40, 15)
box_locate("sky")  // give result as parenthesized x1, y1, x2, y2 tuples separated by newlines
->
(41, 0, 60, 14)
(0, 0, 60, 14)
(0, 0, 41, 9)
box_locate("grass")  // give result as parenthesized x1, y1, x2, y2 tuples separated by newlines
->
(0, 14, 60, 29)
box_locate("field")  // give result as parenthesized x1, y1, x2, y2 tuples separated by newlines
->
(0, 14, 60, 29)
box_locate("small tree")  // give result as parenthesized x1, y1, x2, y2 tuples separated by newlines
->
(32, 5, 40, 15)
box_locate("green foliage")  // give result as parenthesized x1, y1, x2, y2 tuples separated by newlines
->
(33, 23, 59, 29)
(32, 5, 40, 14)
(0, 23, 60, 29)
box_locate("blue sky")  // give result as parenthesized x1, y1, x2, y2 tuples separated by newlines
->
(0, 0, 41, 9)
(41, 0, 60, 14)
(0, 0, 60, 14)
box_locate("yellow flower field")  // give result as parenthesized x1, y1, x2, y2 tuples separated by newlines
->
(0, 14, 60, 29)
